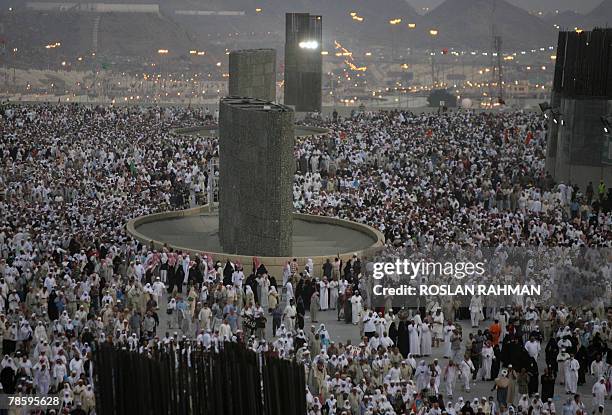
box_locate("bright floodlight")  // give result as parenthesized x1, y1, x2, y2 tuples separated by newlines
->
(602, 116, 612, 133)
(538, 102, 551, 113)
(299, 40, 319, 50)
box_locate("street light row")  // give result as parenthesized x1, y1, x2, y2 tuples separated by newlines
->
(158, 49, 207, 56)
(386, 20, 439, 36)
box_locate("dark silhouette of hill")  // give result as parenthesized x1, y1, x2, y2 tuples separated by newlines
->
(423, 0, 556, 49)
(583, 0, 612, 27)
(543, 10, 584, 29)
(0, 0, 571, 63)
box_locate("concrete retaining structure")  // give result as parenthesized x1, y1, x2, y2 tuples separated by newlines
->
(125, 206, 385, 278)
(545, 29, 612, 189)
(218, 98, 295, 257)
(171, 125, 329, 138)
(284, 13, 323, 112)
(228, 49, 276, 102)
(544, 90, 561, 176)
(551, 97, 612, 189)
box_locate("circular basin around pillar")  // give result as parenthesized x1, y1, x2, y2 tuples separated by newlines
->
(126, 208, 384, 277)
(173, 125, 329, 138)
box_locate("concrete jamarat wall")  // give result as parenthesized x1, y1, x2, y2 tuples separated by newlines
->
(284, 13, 323, 112)
(544, 90, 561, 176)
(228, 49, 276, 102)
(125, 206, 385, 278)
(553, 97, 612, 189)
(218, 98, 294, 257)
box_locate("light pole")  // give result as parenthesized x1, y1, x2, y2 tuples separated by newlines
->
(429, 29, 439, 87)
(389, 19, 401, 62)
(157, 49, 168, 98)
(329, 72, 336, 107)
(407, 23, 416, 62)
(44, 42, 61, 71)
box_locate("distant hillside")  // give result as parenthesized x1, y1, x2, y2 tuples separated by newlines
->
(543, 10, 584, 30)
(0, 10, 195, 66)
(423, 0, 556, 49)
(0, 0, 569, 65)
(584, 0, 612, 27)
(540, 0, 612, 31)
(97, 13, 195, 57)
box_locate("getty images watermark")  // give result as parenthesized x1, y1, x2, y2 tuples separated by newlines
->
(371, 258, 541, 297)
(366, 246, 612, 308)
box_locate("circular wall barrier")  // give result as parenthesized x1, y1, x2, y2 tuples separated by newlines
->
(126, 206, 384, 277)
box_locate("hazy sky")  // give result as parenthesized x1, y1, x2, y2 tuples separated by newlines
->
(406, 0, 603, 14)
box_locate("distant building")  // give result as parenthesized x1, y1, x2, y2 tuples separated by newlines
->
(284, 13, 322, 113)
(545, 29, 612, 190)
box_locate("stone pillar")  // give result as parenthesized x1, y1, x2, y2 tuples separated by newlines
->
(544, 90, 561, 176)
(228, 49, 276, 102)
(284, 13, 322, 112)
(218, 97, 294, 256)
(553, 97, 612, 190)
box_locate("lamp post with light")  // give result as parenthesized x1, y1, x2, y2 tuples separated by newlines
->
(389, 18, 402, 62)
(44, 42, 61, 71)
(406, 23, 416, 61)
(157, 49, 168, 94)
(429, 29, 439, 87)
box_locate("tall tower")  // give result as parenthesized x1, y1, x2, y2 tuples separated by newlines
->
(218, 98, 294, 257)
(284, 13, 322, 112)
(493, 35, 504, 104)
(228, 49, 276, 102)
(488, 0, 504, 105)
(545, 28, 612, 189)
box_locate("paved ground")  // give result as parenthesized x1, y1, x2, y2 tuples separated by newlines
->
(181, 126, 329, 138)
(135, 215, 377, 256)
(156, 292, 603, 412)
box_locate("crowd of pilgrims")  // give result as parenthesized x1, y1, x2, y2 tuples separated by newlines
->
(0, 103, 610, 415)
(0, 103, 215, 414)
(294, 110, 611, 248)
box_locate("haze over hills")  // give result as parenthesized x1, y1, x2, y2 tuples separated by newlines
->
(213, 0, 423, 43)
(423, 0, 555, 49)
(507, 0, 602, 14)
(584, 0, 612, 27)
(0, 0, 608, 65)
(542, 10, 583, 29)
(407, 0, 602, 14)
(1, 9, 196, 62)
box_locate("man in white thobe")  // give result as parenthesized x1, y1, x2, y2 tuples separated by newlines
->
(480, 342, 494, 380)
(564, 354, 580, 394)
(444, 360, 458, 398)
(459, 357, 475, 392)
(593, 377, 607, 410)
(408, 322, 421, 356)
(285, 280, 294, 302)
(283, 299, 297, 333)
(590, 355, 607, 380)
(469, 295, 482, 328)
(318, 278, 329, 311)
(328, 279, 339, 310)
(350, 294, 362, 324)
(525, 336, 541, 360)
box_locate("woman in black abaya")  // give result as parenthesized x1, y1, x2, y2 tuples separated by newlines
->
(397, 320, 410, 358)
(544, 337, 559, 377)
(491, 343, 502, 379)
(527, 356, 539, 396)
